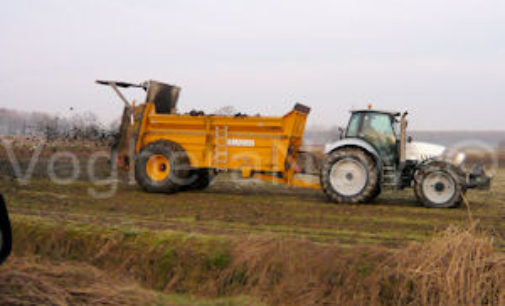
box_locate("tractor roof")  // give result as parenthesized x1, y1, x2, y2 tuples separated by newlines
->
(350, 109, 401, 117)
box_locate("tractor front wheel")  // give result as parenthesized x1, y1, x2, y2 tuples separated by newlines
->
(414, 163, 464, 208)
(320, 148, 379, 203)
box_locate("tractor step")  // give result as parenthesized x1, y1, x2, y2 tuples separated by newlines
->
(382, 165, 399, 187)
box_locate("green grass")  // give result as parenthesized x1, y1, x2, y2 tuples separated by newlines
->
(10, 214, 234, 292)
(158, 294, 264, 306)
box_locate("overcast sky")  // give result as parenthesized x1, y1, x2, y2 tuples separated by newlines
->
(1, 0, 504, 130)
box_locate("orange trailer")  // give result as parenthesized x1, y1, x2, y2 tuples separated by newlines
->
(98, 80, 319, 193)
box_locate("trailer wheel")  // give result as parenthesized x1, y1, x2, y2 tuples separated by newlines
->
(135, 140, 190, 193)
(182, 169, 216, 190)
(414, 162, 463, 208)
(320, 147, 379, 203)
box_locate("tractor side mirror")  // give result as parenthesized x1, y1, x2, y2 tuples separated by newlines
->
(338, 127, 345, 140)
(0, 194, 12, 264)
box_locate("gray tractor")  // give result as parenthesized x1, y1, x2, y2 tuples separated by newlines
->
(320, 109, 491, 208)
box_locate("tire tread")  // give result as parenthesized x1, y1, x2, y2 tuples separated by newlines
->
(320, 147, 379, 203)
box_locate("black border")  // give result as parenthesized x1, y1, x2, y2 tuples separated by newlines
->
(0, 194, 12, 264)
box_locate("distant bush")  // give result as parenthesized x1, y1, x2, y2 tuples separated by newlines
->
(0, 108, 118, 145)
(38, 112, 118, 144)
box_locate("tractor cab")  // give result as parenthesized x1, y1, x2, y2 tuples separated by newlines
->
(345, 110, 403, 165)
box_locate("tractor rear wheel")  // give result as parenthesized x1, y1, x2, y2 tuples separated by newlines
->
(414, 162, 464, 208)
(135, 140, 190, 193)
(320, 148, 379, 203)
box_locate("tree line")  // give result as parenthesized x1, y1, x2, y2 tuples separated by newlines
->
(0, 108, 118, 143)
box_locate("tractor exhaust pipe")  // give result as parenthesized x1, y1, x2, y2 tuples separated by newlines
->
(400, 111, 408, 163)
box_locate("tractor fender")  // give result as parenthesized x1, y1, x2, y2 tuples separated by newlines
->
(324, 138, 383, 174)
(414, 159, 466, 186)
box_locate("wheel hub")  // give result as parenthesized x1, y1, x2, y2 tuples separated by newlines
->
(329, 158, 368, 197)
(421, 171, 456, 205)
(434, 182, 445, 192)
(146, 154, 170, 181)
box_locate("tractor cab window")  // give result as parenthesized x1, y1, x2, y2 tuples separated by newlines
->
(346, 113, 361, 137)
(362, 113, 394, 136)
(361, 113, 397, 162)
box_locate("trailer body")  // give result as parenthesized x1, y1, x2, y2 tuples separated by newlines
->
(133, 101, 312, 185)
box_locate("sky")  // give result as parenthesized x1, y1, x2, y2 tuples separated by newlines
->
(1, 0, 504, 130)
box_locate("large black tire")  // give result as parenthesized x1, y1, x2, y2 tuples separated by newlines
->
(320, 147, 379, 203)
(370, 185, 382, 201)
(413, 183, 423, 206)
(135, 140, 190, 193)
(414, 162, 464, 208)
(181, 169, 216, 191)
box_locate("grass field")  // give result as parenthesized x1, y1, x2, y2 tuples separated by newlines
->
(1, 140, 504, 305)
(4, 169, 505, 248)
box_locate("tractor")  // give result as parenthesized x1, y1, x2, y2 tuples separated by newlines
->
(321, 109, 491, 208)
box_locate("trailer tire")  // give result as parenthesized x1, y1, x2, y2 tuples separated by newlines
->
(135, 140, 190, 193)
(414, 162, 464, 208)
(181, 169, 216, 190)
(320, 147, 379, 203)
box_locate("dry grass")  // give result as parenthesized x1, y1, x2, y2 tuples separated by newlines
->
(0, 256, 262, 306)
(8, 214, 505, 305)
(0, 256, 159, 306)
(216, 237, 387, 305)
(214, 226, 505, 305)
(381, 226, 505, 305)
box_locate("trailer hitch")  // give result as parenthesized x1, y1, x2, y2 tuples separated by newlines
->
(467, 164, 491, 190)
